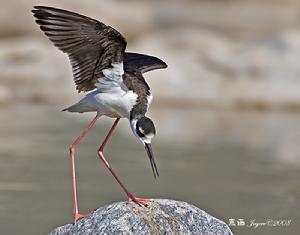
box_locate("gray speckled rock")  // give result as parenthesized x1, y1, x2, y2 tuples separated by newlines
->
(49, 199, 233, 235)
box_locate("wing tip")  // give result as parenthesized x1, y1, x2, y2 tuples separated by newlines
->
(32, 5, 52, 13)
(124, 52, 168, 73)
(32, 6, 55, 18)
(161, 60, 168, 69)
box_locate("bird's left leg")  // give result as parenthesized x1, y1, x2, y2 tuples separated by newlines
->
(97, 118, 148, 206)
(69, 115, 98, 223)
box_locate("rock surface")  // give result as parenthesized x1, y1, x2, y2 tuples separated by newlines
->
(48, 199, 233, 235)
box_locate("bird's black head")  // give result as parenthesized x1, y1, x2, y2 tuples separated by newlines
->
(135, 116, 156, 142)
(130, 116, 159, 178)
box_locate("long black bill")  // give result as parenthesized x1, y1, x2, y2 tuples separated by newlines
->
(145, 143, 159, 178)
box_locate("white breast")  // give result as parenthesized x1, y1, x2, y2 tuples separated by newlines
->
(93, 89, 138, 118)
(71, 62, 140, 118)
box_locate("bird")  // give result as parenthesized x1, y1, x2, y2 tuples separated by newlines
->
(32, 6, 167, 223)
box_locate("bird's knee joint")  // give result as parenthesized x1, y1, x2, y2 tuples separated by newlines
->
(70, 145, 75, 153)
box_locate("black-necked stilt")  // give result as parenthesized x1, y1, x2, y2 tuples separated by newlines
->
(32, 6, 167, 223)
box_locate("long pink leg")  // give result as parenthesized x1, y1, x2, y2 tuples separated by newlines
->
(69, 115, 98, 223)
(97, 118, 148, 205)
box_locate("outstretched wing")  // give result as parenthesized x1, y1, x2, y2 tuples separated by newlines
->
(32, 6, 127, 92)
(124, 52, 167, 74)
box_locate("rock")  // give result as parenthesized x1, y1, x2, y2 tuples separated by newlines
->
(48, 199, 233, 235)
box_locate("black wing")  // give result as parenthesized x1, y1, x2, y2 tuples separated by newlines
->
(124, 52, 167, 74)
(32, 6, 127, 92)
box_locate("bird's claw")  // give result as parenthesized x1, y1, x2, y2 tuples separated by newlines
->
(73, 210, 95, 224)
(127, 196, 149, 206)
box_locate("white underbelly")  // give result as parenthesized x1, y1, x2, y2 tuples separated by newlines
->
(92, 90, 138, 118)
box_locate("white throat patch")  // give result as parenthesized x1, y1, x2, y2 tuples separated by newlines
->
(142, 133, 154, 144)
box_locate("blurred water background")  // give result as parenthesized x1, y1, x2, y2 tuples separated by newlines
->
(1, 0, 300, 234)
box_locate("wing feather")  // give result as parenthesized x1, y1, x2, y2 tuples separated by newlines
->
(124, 52, 167, 74)
(32, 6, 127, 92)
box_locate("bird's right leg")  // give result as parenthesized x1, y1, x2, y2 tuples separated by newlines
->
(69, 115, 98, 223)
(97, 118, 148, 206)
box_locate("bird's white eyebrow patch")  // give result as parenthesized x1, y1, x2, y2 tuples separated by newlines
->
(139, 127, 145, 134)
